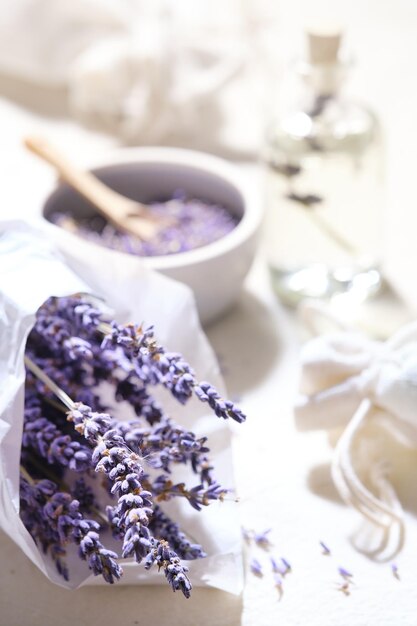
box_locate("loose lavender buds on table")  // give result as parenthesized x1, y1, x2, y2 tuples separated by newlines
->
(253, 528, 272, 548)
(20, 294, 246, 597)
(50, 192, 239, 257)
(250, 558, 263, 577)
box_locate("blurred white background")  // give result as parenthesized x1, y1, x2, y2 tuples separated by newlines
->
(0, 0, 416, 312)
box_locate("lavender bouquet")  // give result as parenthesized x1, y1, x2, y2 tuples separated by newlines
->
(0, 223, 244, 595)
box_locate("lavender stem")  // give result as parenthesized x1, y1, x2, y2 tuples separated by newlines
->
(20, 464, 35, 485)
(24, 355, 75, 410)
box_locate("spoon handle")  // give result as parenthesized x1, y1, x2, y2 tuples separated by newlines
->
(24, 136, 142, 222)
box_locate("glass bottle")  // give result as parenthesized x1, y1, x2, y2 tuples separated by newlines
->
(263, 28, 384, 307)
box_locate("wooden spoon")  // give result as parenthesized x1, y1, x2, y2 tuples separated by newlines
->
(25, 136, 164, 240)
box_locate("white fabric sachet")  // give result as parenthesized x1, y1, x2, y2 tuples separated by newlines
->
(295, 307, 417, 554)
(0, 1, 254, 153)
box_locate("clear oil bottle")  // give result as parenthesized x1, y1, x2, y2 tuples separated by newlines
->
(264, 28, 384, 306)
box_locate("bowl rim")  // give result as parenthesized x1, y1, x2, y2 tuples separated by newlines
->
(43, 146, 261, 270)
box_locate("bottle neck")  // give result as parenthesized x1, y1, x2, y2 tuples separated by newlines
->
(298, 60, 349, 98)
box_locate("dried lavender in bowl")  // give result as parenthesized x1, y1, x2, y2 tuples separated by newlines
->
(20, 295, 245, 597)
(49, 192, 240, 257)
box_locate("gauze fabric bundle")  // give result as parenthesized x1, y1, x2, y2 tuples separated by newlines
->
(0, 0, 274, 155)
(295, 311, 417, 554)
(0, 221, 243, 592)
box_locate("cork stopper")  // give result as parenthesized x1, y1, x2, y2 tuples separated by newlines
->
(307, 25, 343, 65)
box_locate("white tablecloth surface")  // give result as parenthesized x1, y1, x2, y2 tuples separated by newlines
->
(3, 246, 417, 626)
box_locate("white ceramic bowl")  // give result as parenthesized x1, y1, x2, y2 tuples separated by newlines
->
(42, 147, 261, 325)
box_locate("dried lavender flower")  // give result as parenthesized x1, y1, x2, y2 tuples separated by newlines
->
(391, 563, 400, 580)
(270, 556, 292, 577)
(73, 478, 95, 513)
(337, 581, 351, 596)
(19, 293, 246, 595)
(286, 192, 323, 208)
(270, 556, 288, 577)
(149, 505, 206, 560)
(35, 296, 246, 425)
(338, 566, 353, 579)
(20, 476, 121, 583)
(273, 573, 284, 589)
(151, 475, 227, 511)
(194, 382, 246, 423)
(44, 491, 122, 583)
(115, 377, 164, 425)
(114, 416, 211, 479)
(67, 404, 154, 565)
(253, 528, 272, 548)
(250, 558, 263, 577)
(280, 557, 292, 572)
(269, 160, 301, 178)
(23, 415, 91, 472)
(144, 539, 192, 598)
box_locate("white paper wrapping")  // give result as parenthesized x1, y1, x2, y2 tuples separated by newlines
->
(0, 220, 243, 593)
